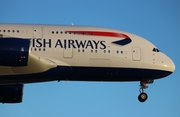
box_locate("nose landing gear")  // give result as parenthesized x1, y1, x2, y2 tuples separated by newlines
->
(138, 80, 153, 102)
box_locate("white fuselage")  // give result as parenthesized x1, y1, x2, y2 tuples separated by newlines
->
(0, 24, 175, 84)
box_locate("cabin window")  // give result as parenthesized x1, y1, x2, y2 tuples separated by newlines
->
(12, 30, 15, 33)
(104, 50, 106, 53)
(3, 30, 6, 32)
(56, 31, 58, 34)
(17, 30, 19, 33)
(8, 30, 10, 32)
(52, 31, 54, 34)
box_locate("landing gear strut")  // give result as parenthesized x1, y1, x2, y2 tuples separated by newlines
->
(138, 80, 153, 102)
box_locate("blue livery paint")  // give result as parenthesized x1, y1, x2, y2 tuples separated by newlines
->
(0, 84, 23, 103)
(112, 38, 132, 46)
(0, 66, 172, 84)
(0, 38, 30, 66)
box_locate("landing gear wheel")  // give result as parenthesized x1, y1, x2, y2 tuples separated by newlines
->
(138, 93, 148, 102)
(137, 80, 153, 102)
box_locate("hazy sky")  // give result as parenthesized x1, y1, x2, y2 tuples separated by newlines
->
(0, 0, 180, 117)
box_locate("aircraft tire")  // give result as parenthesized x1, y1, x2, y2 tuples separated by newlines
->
(138, 93, 148, 102)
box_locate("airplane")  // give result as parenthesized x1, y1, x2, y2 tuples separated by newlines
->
(0, 23, 175, 103)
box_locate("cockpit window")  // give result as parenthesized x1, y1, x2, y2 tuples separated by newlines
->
(152, 48, 160, 52)
(153, 48, 156, 52)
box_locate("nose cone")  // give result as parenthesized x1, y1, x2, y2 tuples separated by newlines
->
(165, 56, 175, 73)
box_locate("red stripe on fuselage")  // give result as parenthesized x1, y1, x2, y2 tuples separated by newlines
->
(66, 31, 129, 38)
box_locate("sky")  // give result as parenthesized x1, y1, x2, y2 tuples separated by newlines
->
(0, 0, 180, 117)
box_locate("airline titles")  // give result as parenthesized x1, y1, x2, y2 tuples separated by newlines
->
(32, 38, 106, 49)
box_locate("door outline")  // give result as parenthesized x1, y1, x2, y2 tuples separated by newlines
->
(33, 27, 42, 38)
(63, 47, 73, 58)
(132, 47, 141, 61)
(63, 34, 73, 59)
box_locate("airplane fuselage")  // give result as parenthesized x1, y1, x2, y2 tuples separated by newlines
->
(0, 24, 175, 84)
(0, 23, 175, 103)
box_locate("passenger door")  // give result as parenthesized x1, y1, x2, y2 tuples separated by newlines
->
(33, 27, 42, 38)
(132, 47, 141, 61)
(63, 32, 73, 58)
